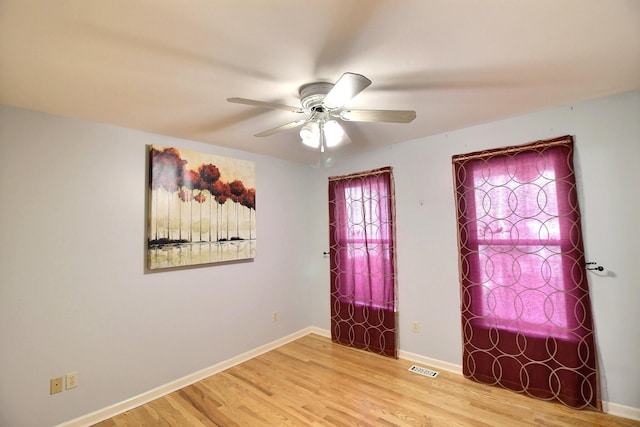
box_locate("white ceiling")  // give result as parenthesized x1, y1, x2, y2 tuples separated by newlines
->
(1, 0, 639, 165)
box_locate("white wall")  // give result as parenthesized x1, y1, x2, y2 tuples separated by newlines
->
(307, 90, 640, 410)
(0, 107, 316, 427)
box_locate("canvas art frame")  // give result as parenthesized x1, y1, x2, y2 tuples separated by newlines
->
(147, 145, 256, 270)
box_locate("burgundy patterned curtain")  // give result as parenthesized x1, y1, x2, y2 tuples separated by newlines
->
(328, 167, 397, 358)
(452, 135, 601, 410)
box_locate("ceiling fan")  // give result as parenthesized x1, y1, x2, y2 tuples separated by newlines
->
(227, 72, 416, 152)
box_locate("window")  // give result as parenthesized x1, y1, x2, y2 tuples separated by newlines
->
(452, 136, 600, 410)
(339, 184, 393, 309)
(470, 154, 571, 338)
(328, 167, 397, 357)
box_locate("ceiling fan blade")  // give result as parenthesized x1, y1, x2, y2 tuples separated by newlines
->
(322, 72, 372, 110)
(339, 109, 417, 123)
(254, 119, 309, 137)
(227, 97, 303, 113)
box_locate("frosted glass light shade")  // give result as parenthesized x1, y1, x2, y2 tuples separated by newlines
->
(300, 120, 345, 149)
(324, 120, 344, 147)
(300, 122, 320, 148)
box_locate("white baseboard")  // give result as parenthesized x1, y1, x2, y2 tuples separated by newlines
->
(398, 349, 463, 376)
(58, 326, 639, 425)
(307, 326, 330, 338)
(603, 401, 640, 421)
(397, 346, 640, 422)
(395, 349, 640, 421)
(57, 327, 317, 427)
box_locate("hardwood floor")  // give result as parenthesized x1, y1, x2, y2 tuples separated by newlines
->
(93, 334, 638, 426)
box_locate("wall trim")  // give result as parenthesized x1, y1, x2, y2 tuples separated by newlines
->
(398, 349, 463, 376)
(57, 327, 316, 427)
(602, 402, 640, 422)
(395, 349, 639, 420)
(307, 326, 330, 338)
(57, 326, 640, 425)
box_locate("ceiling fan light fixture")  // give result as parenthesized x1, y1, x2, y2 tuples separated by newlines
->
(228, 72, 416, 151)
(300, 122, 320, 148)
(323, 120, 344, 147)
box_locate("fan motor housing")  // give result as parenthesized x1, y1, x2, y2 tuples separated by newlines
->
(299, 82, 334, 113)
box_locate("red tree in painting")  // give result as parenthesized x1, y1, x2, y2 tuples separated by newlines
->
(150, 147, 186, 242)
(181, 169, 201, 242)
(211, 180, 230, 241)
(177, 188, 192, 241)
(241, 188, 256, 239)
(229, 179, 246, 239)
(194, 191, 207, 242)
(198, 164, 221, 242)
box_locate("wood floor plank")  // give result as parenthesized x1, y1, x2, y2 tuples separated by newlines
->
(93, 334, 639, 426)
(176, 385, 240, 427)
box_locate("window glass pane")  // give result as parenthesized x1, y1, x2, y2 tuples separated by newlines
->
(478, 245, 569, 336)
(345, 186, 364, 240)
(472, 161, 569, 337)
(474, 168, 560, 243)
(338, 181, 392, 308)
(343, 185, 389, 242)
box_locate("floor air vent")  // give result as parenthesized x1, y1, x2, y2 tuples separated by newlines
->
(408, 365, 439, 378)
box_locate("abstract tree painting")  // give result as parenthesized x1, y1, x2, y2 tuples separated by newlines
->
(147, 145, 256, 270)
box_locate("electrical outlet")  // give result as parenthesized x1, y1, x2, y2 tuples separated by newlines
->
(66, 371, 78, 390)
(411, 321, 420, 333)
(50, 377, 63, 395)
(272, 311, 278, 322)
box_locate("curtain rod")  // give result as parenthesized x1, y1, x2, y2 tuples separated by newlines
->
(328, 166, 393, 182)
(452, 135, 573, 163)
